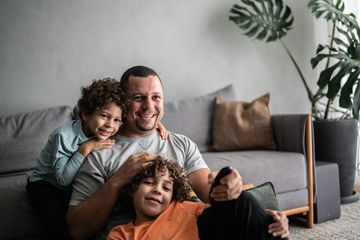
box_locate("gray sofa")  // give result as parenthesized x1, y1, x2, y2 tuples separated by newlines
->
(0, 84, 314, 239)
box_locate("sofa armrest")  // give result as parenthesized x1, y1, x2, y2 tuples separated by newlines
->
(272, 114, 315, 227)
(271, 114, 307, 154)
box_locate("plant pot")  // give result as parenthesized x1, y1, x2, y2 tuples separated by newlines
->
(313, 119, 359, 204)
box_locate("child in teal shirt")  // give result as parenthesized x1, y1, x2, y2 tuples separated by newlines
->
(26, 77, 167, 239)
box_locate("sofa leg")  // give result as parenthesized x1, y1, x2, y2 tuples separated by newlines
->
(305, 114, 314, 228)
(281, 115, 315, 228)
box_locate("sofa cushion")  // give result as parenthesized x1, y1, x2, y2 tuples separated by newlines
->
(246, 181, 278, 210)
(162, 84, 237, 152)
(0, 172, 46, 239)
(202, 151, 307, 195)
(0, 106, 73, 174)
(212, 93, 276, 151)
(203, 150, 309, 210)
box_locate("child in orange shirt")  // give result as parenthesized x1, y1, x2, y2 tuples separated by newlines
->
(107, 155, 203, 240)
(107, 156, 287, 240)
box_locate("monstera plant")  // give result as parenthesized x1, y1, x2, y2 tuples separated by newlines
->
(309, 0, 360, 120)
(229, 0, 360, 203)
(229, 0, 360, 121)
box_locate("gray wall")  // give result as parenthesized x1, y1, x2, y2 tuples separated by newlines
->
(0, 0, 318, 116)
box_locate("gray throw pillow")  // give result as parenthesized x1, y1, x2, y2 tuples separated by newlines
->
(246, 181, 279, 210)
(162, 84, 237, 152)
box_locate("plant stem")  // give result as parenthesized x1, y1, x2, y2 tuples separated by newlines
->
(325, 22, 336, 69)
(324, 100, 332, 120)
(279, 39, 314, 102)
(323, 21, 337, 119)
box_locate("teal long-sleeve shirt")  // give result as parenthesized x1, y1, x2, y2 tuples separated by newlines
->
(27, 120, 90, 188)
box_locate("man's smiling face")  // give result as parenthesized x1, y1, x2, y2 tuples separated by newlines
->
(123, 75, 164, 137)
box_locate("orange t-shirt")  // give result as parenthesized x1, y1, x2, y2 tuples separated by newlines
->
(107, 201, 206, 240)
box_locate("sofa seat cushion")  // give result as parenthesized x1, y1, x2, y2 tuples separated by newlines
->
(0, 172, 46, 239)
(202, 150, 307, 195)
(0, 105, 73, 174)
(277, 189, 309, 210)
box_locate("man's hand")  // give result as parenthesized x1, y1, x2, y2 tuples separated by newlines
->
(67, 151, 157, 239)
(78, 139, 115, 157)
(208, 168, 243, 202)
(267, 210, 289, 238)
(109, 152, 157, 188)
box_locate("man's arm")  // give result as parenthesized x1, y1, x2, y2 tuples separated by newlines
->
(67, 152, 157, 240)
(188, 168, 212, 202)
(67, 177, 122, 239)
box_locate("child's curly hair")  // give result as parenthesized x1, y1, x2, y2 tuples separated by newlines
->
(77, 77, 129, 119)
(126, 155, 192, 202)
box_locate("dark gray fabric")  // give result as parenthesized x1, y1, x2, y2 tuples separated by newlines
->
(0, 102, 312, 238)
(0, 172, 46, 239)
(162, 84, 236, 152)
(314, 161, 341, 223)
(246, 182, 279, 210)
(271, 114, 306, 153)
(0, 106, 73, 174)
(0, 106, 73, 238)
(277, 189, 309, 210)
(271, 114, 316, 208)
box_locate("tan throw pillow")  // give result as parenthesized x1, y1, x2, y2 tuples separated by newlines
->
(212, 93, 277, 151)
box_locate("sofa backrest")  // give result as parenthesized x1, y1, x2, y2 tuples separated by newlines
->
(0, 106, 73, 175)
(0, 85, 236, 174)
(162, 84, 237, 152)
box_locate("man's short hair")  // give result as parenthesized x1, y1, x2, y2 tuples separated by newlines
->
(120, 65, 162, 91)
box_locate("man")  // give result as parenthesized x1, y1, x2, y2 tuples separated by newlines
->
(67, 66, 289, 240)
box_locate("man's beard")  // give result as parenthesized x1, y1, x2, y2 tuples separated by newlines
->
(135, 117, 157, 132)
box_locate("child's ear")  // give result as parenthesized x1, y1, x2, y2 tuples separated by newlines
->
(81, 112, 88, 121)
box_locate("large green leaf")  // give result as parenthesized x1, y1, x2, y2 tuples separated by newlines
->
(229, 0, 294, 42)
(327, 63, 353, 99)
(316, 61, 341, 88)
(312, 23, 360, 119)
(353, 83, 360, 119)
(340, 69, 360, 108)
(307, 0, 357, 29)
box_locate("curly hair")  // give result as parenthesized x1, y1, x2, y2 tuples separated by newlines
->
(77, 78, 129, 119)
(126, 155, 192, 202)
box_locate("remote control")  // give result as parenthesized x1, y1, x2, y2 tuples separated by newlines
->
(209, 166, 232, 204)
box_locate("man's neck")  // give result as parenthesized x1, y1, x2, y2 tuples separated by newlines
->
(118, 125, 156, 138)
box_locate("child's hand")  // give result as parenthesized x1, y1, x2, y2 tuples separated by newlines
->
(78, 139, 115, 157)
(157, 122, 169, 140)
(90, 139, 116, 151)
